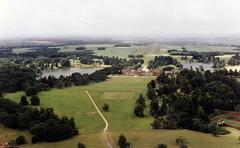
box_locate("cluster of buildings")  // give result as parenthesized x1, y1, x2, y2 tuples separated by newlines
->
(122, 67, 176, 76)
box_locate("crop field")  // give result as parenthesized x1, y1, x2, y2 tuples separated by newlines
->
(2, 76, 240, 148)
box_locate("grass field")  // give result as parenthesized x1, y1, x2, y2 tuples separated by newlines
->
(5, 76, 155, 132)
(2, 76, 240, 148)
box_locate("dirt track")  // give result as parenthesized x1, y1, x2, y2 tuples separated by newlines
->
(85, 90, 113, 148)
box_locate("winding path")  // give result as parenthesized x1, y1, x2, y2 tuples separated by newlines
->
(85, 90, 113, 148)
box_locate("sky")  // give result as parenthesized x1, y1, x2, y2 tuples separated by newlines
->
(1, 0, 240, 39)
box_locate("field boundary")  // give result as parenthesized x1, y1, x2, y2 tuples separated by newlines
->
(85, 90, 113, 148)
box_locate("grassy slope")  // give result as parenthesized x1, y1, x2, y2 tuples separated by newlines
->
(3, 76, 240, 148)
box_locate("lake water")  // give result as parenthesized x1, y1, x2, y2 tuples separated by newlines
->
(182, 62, 214, 71)
(42, 67, 102, 78)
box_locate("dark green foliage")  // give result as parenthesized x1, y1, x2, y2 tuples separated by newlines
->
(118, 134, 130, 148)
(148, 69, 240, 134)
(134, 94, 146, 117)
(148, 80, 156, 89)
(146, 88, 157, 100)
(157, 144, 168, 148)
(228, 53, 240, 66)
(148, 56, 180, 69)
(135, 94, 146, 108)
(26, 87, 38, 96)
(75, 47, 86, 50)
(19, 95, 28, 106)
(159, 97, 167, 116)
(30, 96, 40, 106)
(78, 143, 86, 148)
(128, 54, 144, 58)
(0, 98, 79, 143)
(0, 64, 39, 93)
(16, 135, 26, 145)
(150, 99, 159, 118)
(102, 103, 110, 112)
(97, 47, 106, 50)
(134, 105, 144, 117)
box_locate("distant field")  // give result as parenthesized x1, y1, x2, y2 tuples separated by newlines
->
(2, 76, 240, 148)
(12, 48, 34, 54)
(12, 43, 237, 68)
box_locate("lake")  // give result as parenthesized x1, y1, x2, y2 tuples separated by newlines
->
(42, 67, 102, 78)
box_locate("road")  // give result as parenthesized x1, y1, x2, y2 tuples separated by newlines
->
(85, 90, 113, 148)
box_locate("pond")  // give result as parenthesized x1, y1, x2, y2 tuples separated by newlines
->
(42, 67, 102, 78)
(182, 62, 214, 71)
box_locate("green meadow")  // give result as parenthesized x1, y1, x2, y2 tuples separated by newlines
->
(2, 76, 240, 148)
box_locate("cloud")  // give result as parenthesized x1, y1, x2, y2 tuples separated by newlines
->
(1, 0, 240, 38)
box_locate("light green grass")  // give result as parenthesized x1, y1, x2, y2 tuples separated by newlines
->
(5, 76, 155, 132)
(3, 76, 240, 148)
(111, 129, 240, 148)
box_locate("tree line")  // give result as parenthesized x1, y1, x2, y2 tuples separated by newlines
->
(135, 69, 240, 135)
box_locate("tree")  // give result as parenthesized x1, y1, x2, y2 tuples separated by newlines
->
(159, 97, 167, 116)
(157, 144, 168, 148)
(102, 103, 110, 112)
(134, 105, 144, 117)
(118, 134, 130, 148)
(136, 94, 146, 107)
(18, 112, 31, 129)
(30, 96, 40, 105)
(147, 88, 157, 100)
(25, 87, 38, 96)
(150, 99, 159, 117)
(19, 95, 29, 106)
(78, 143, 86, 148)
(56, 80, 65, 89)
(148, 80, 156, 89)
(16, 135, 26, 145)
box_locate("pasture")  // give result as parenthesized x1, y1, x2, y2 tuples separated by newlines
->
(2, 76, 240, 148)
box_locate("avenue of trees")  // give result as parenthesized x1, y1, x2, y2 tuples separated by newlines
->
(0, 97, 78, 143)
(139, 69, 240, 134)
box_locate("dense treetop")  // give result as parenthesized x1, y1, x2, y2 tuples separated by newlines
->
(146, 69, 240, 134)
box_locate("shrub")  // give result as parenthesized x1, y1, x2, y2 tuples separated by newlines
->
(16, 135, 26, 145)
(30, 96, 40, 105)
(102, 103, 109, 112)
(78, 143, 86, 148)
(19, 95, 29, 106)
(157, 144, 168, 148)
(118, 134, 130, 148)
(25, 87, 38, 96)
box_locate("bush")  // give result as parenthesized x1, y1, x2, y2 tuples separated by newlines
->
(19, 95, 29, 106)
(30, 96, 40, 105)
(78, 143, 86, 148)
(25, 87, 38, 96)
(16, 135, 26, 145)
(102, 103, 109, 111)
(118, 134, 130, 148)
(157, 144, 168, 148)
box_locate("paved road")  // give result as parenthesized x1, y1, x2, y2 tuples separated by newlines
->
(85, 90, 113, 148)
